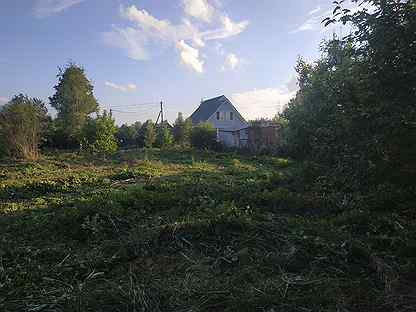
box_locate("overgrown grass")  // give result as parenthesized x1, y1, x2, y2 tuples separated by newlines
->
(0, 148, 414, 311)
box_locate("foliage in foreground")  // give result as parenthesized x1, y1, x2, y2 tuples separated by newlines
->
(281, 0, 415, 191)
(0, 149, 415, 311)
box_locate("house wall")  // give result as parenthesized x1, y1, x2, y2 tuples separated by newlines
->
(206, 102, 248, 132)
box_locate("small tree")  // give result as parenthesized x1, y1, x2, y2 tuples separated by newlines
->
(191, 122, 217, 150)
(173, 112, 192, 146)
(143, 120, 156, 148)
(81, 111, 118, 157)
(157, 123, 174, 148)
(50, 63, 99, 147)
(0, 94, 48, 160)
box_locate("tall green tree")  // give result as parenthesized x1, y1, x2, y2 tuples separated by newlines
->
(0, 94, 48, 160)
(49, 63, 98, 146)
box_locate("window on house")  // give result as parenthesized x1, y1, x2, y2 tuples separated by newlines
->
(216, 112, 220, 120)
(230, 112, 234, 120)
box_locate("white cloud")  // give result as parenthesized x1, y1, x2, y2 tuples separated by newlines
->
(33, 0, 85, 17)
(231, 77, 298, 119)
(202, 16, 249, 40)
(291, 2, 376, 34)
(183, 0, 215, 22)
(105, 81, 137, 92)
(0, 97, 8, 103)
(308, 6, 321, 15)
(103, 27, 149, 61)
(222, 53, 239, 70)
(177, 40, 204, 73)
(290, 8, 331, 33)
(103, 5, 249, 72)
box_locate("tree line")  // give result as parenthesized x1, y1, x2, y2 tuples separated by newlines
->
(0, 63, 219, 160)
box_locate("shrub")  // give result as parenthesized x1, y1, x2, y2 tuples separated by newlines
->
(81, 111, 118, 157)
(0, 94, 48, 160)
(191, 122, 217, 150)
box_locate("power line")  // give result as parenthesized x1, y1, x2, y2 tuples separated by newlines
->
(110, 102, 159, 108)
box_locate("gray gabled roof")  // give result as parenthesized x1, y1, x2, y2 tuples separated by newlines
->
(189, 95, 230, 124)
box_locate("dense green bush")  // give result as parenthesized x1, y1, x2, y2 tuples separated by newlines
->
(191, 122, 217, 150)
(0, 94, 48, 160)
(280, 0, 415, 209)
(81, 111, 118, 157)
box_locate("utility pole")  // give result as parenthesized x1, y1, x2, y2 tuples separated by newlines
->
(160, 101, 164, 124)
(156, 100, 164, 125)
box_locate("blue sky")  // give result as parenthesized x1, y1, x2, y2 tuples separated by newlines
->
(0, 0, 348, 124)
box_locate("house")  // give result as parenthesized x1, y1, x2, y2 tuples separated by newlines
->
(190, 95, 249, 147)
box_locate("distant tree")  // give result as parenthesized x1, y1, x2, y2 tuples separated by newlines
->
(191, 122, 217, 150)
(49, 63, 99, 147)
(0, 94, 48, 160)
(173, 112, 192, 146)
(157, 123, 174, 148)
(81, 110, 118, 157)
(143, 120, 156, 148)
(117, 123, 137, 148)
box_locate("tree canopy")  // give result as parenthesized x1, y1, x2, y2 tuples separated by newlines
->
(281, 0, 415, 193)
(49, 63, 99, 146)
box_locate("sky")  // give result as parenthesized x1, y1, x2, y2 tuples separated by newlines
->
(0, 0, 353, 125)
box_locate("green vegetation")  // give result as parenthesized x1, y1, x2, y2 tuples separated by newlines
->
(0, 1, 415, 311)
(49, 63, 99, 147)
(191, 122, 217, 150)
(81, 111, 118, 157)
(1, 149, 415, 311)
(173, 112, 192, 146)
(0, 94, 48, 160)
(156, 123, 174, 148)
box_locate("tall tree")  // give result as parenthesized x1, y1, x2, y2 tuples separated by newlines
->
(49, 63, 98, 146)
(0, 94, 48, 160)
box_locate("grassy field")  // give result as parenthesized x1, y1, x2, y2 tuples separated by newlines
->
(0, 148, 415, 311)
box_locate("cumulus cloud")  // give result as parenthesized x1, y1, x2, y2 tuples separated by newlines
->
(103, 4, 249, 72)
(105, 81, 137, 92)
(231, 77, 299, 119)
(222, 53, 239, 70)
(177, 40, 204, 73)
(183, 0, 215, 22)
(33, 0, 85, 17)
